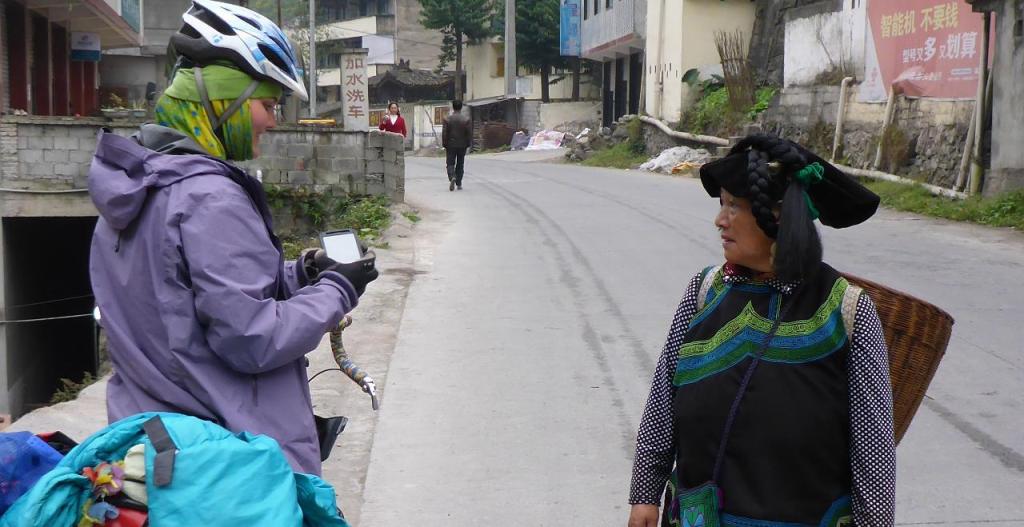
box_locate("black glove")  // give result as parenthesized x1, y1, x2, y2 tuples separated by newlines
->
(304, 249, 378, 297)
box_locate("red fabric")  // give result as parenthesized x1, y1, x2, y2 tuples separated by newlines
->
(106, 508, 147, 527)
(378, 115, 407, 137)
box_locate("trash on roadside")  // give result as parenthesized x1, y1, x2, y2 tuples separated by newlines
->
(671, 162, 704, 177)
(640, 146, 713, 175)
(510, 131, 530, 151)
(525, 130, 566, 151)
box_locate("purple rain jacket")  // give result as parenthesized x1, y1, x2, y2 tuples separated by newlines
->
(88, 125, 357, 474)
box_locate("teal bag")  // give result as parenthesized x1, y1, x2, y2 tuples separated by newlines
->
(0, 412, 349, 527)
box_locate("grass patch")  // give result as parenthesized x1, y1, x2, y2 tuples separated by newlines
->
(50, 372, 98, 404)
(579, 142, 650, 169)
(866, 180, 1024, 230)
(402, 210, 422, 223)
(270, 192, 393, 260)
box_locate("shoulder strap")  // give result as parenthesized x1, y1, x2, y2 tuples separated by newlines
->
(711, 283, 801, 485)
(841, 280, 863, 344)
(696, 265, 722, 311)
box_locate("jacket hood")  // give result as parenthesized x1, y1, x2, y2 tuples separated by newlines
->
(88, 125, 237, 230)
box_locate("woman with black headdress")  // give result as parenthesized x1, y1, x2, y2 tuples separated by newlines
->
(626, 135, 895, 527)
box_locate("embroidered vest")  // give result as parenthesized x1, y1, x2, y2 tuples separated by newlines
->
(670, 264, 854, 525)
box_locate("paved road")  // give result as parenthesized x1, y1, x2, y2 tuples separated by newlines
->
(359, 153, 1024, 526)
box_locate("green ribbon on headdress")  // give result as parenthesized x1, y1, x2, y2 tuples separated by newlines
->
(794, 162, 824, 220)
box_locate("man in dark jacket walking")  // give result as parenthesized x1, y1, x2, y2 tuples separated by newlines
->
(442, 100, 472, 191)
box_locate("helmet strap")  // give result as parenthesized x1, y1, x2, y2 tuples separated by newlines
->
(193, 66, 261, 150)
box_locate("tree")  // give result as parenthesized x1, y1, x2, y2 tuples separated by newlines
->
(514, 0, 566, 102)
(494, 0, 570, 102)
(419, 0, 498, 99)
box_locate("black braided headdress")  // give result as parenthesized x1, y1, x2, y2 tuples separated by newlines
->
(734, 135, 809, 239)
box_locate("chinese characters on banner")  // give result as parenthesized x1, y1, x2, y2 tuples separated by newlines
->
(341, 50, 370, 131)
(861, 0, 989, 101)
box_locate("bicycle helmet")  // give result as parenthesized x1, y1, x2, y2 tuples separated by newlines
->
(171, 0, 307, 101)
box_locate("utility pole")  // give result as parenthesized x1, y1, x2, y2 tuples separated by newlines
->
(504, 0, 516, 97)
(276, 0, 282, 27)
(309, 0, 317, 117)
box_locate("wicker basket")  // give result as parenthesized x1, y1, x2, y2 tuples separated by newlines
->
(842, 273, 954, 445)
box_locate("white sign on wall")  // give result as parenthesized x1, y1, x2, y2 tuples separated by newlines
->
(340, 50, 370, 132)
(71, 32, 101, 62)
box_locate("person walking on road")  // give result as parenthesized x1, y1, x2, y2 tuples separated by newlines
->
(628, 135, 895, 527)
(378, 101, 407, 137)
(442, 99, 472, 191)
(88, 0, 378, 477)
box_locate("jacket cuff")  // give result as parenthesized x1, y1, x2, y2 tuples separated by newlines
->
(293, 252, 313, 288)
(316, 271, 359, 307)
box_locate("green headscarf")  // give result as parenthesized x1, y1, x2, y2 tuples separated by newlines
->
(155, 64, 282, 161)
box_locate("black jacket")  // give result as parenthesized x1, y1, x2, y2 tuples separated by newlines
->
(442, 110, 472, 149)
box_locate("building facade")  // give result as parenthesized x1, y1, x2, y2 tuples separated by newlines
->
(644, 0, 756, 123)
(579, 0, 646, 126)
(314, 0, 444, 108)
(1, 0, 142, 117)
(966, 0, 1024, 195)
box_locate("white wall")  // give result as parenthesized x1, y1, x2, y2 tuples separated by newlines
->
(645, 0, 755, 122)
(464, 40, 584, 101)
(412, 102, 447, 150)
(784, 3, 867, 87)
(538, 101, 601, 130)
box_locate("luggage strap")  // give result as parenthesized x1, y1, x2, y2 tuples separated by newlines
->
(143, 416, 178, 488)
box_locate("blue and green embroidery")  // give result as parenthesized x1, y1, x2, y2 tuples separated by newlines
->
(674, 278, 851, 387)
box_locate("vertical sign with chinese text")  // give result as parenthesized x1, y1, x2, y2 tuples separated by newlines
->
(340, 49, 370, 131)
(862, 0, 989, 101)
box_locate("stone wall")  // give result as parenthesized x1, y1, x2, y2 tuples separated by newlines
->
(761, 85, 974, 188)
(0, 117, 405, 218)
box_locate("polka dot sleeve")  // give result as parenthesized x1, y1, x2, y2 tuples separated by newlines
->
(848, 293, 897, 527)
(628, 272, 703, 504)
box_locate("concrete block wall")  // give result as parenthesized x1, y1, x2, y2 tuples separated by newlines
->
(0, 118, 405, 215)
(237, 128, 405, 204)
(0, 117, 138, 192)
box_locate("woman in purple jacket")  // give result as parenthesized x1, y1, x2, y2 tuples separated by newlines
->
(87, 0, 377, 475)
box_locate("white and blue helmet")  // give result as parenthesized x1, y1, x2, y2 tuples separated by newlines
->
(171, 0, 308, 101)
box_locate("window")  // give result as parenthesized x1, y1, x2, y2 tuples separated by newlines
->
(584, 0, 589, 20)
(496, 56, 505, 77)
(434, 105, 448, 125)
(594, 0, 599, 15)
(606, 0, 612, 8)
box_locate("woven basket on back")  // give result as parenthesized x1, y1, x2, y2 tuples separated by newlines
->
(841, 273, 954, 445)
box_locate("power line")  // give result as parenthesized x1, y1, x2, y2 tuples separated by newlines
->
(5, 294, 94, 310)
(0, 313, 95, 324)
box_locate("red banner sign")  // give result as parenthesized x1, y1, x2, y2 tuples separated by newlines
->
(863, 0, 988, 100)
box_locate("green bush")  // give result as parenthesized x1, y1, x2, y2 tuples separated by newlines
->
(681, 86, 777, 136)
(626, 118, 646, 155)
(266, 188, 393, 259)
